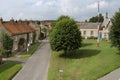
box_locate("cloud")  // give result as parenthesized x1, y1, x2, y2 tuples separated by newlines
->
(17, 12, 24, 19)
(0, 0, 120, 21)
(100, 0, 108, 7)
(34, 1, 43, 6)
(87, 2, 98, 9)
(87, 1, 108, 9)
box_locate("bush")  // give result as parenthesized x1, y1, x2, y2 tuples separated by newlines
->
(87, 36, 97, 39)
(0, 33, 13, 57)
(50, 16, 82, 52)
(110, 9, 120, 51)
(82, 36, 97, 39)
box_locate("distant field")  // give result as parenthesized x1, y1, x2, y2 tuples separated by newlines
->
(48, 39, 120, 80)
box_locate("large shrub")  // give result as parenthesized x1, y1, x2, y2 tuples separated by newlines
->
(110, 9, 120, 51)
(1, 33, 13, 50)
(0, 33, 13, 56)
(50, 16, 82, 52)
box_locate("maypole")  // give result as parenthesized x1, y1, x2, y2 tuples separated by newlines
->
(97, 1, 100, 47)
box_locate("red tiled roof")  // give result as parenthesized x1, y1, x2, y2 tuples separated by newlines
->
(29, 22, 39, 31)
(2, 20, 34, 35)
(3, 22, 20, 35)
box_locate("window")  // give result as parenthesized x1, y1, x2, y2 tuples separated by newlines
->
(83, 31, 86, 36)
(91, 31, 94, 36)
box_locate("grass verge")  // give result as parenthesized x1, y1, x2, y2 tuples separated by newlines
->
(20, 43, 41, 58)
(0, 61, 22, 80)
(48, 39, 120, 80)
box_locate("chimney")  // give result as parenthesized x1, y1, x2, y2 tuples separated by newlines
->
(10, 17, 14, 24)
(106, 12, 108, 19)
(24, 19, 29, 25)
(18, 19, 22, 24)
(29, 20, 33, 24)
(0, 17, 3, 25)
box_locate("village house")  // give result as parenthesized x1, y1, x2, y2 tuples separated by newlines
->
(0, 18, 39, 53)
(40, 20, 54, 30)
(100, 12, 111, 40)
(78, 12, 111, 40)
(39, 20, 54, 39)
(78, 22, 98, 39)
(29, 21, 41, 42)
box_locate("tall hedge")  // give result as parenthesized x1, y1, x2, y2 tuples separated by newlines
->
(50, 16, 82, 52)
(2, 33, 13, 50)
(110, 10, 120, 51)
(0, 33, 13, 56)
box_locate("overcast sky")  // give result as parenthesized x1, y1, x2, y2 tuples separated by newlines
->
(0, 0, 120, 21)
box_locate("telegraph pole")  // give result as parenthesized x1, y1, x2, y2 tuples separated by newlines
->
(97, 1, 100, 47)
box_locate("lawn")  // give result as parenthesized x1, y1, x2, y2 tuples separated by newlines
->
(0, 61, 22, 80)
(48, 39, 120, 80)
(20, 42, 40, 58)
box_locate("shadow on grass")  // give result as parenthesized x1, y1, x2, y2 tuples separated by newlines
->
(117, 51, 120, 55)
(81, 43, 93, 47)
(59, 49, 101, 59)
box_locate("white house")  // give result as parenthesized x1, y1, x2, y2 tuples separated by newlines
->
(78, 22, 98, 39)
(100, 12, 111, 40)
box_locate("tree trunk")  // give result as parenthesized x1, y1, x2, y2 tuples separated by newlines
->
(0, 56, 2, 64)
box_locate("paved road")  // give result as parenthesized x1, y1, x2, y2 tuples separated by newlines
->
(98, 68, 120, 80)
(12, 41, 51, 80)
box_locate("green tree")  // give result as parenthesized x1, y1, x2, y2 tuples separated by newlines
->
(0, 33, 13, 56)
(89, 14, 104, 22)
(57, 15, 70, 21)
(50, 16, 82, 52)
(2, 33, 13, 50)
(50, 15, 70, 32)
(42, 27, 47, 33)
(52, 15, 70, 28)
(110, 9, 120, 51)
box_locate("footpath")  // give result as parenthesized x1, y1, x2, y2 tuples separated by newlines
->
(12, 41, 51, 80)
(98, 68, 120, 80)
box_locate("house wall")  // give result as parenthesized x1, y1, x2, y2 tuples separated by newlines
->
(29, 32, 33, 44)
(80, 29, 98, 38)
(100, 21, 112, 40)
(29, 22, 41, 42)
(100, 29, 109, 40)
(35, 30, 40, 42)
(12, 34, 27, 52)
(100, 30, 108, 40)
